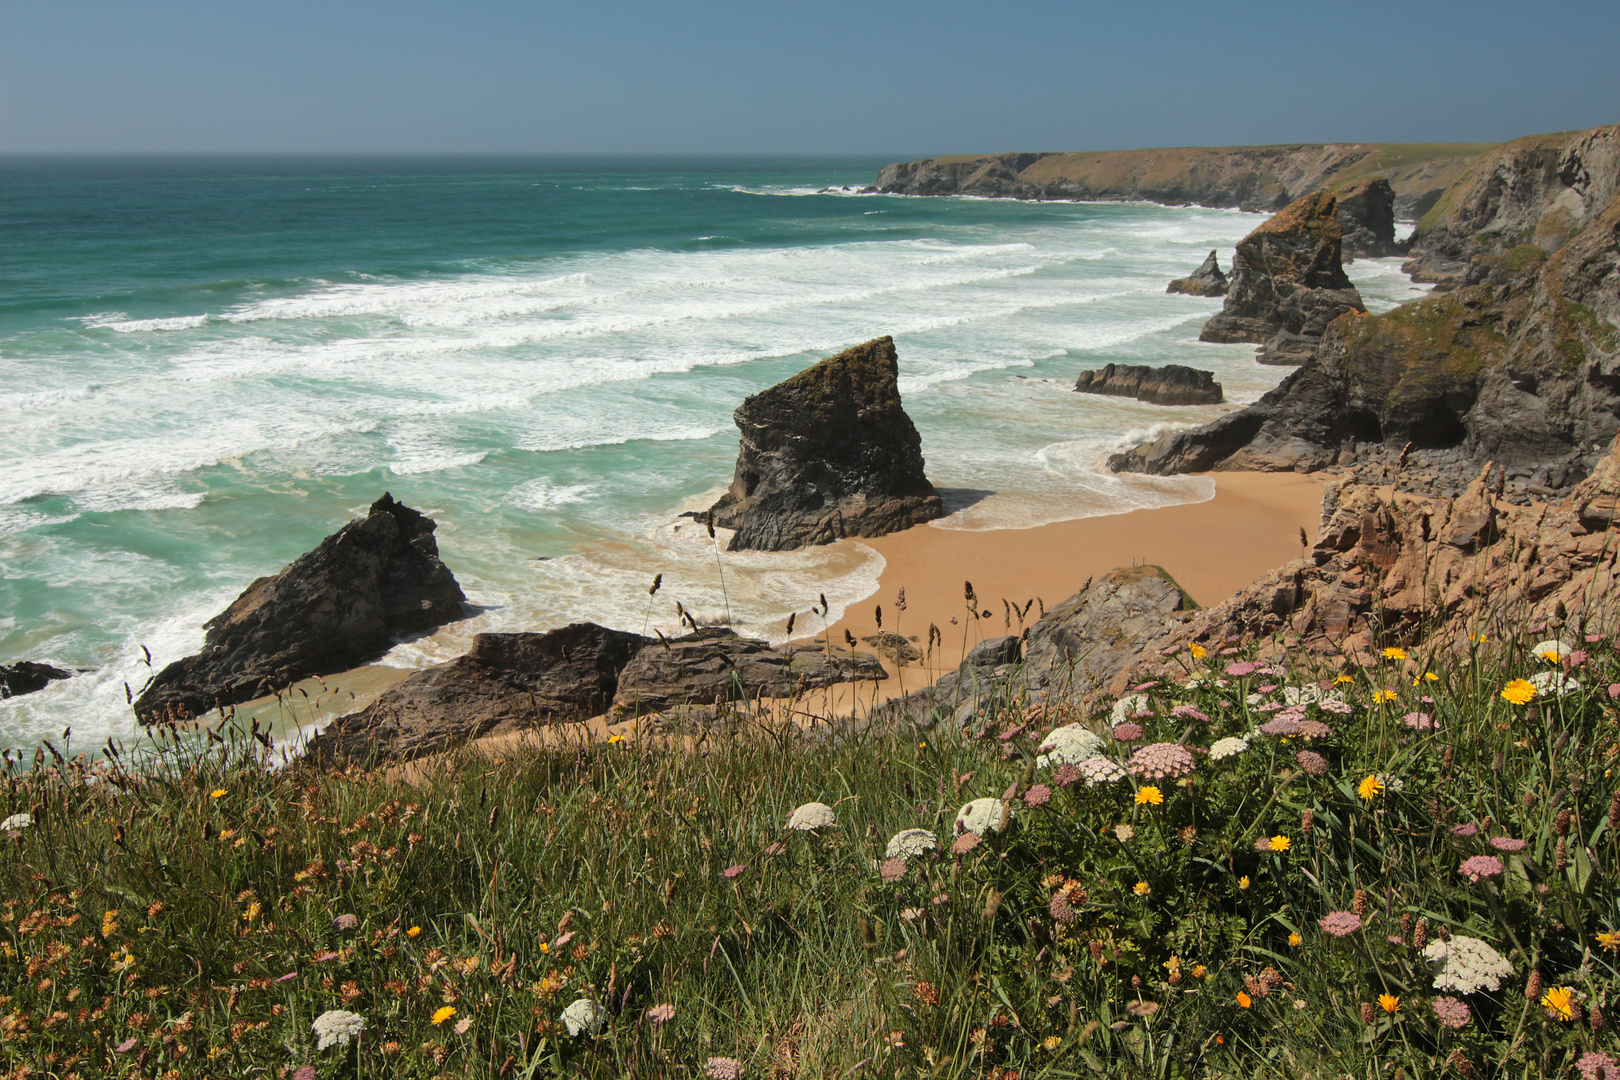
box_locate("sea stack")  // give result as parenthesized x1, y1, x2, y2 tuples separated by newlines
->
(707, 336, 944, 551)
(1199, 191, 1366, 364)
(1074, 363, 1223, 405)
(1334, 177, 1400, 259)
(1166, 251, 1228, 296)
(134, 494, 465, 722)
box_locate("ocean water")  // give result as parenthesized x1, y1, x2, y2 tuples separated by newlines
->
(0, 156, 1428, 751)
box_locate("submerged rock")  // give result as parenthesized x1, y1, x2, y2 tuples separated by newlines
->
(613, 628, 887, 716)
(0, 661, 72, 700)
(135, 494, 466, 722)
(306, 623, 648, 766)
(1074, 363, 1223, 406)
(707, 336, 944, 551)
(1166, 251, 1228, 296)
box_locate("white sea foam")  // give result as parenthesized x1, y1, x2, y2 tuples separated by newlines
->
(80, 312, 213, 333)
(506, 479, 599, 511)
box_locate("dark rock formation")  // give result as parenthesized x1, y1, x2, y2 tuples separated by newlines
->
(0, 661, 72, 700)
(875, 153, 1050, 199)
(305, 623, 648, 766)
(1019, 566, 1197, 692)
(1199, 191, 1367, 359)
(613, 628, 886, 716)
(1166, 251, 1228, 296)
(707, 337, 944, 551)
(135, 494, 466, 721)
(1334, 177, 1400, 259)
(1074, 363, 1223, 406)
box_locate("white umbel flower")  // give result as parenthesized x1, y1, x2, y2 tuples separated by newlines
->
(1109, 694, 1151, 725)
(312, 1009, 366, 1050)
(1036, 723, 1107, 768)
(1208, 736, 1250, 761)
(0, 813, 33, 832)
(1528, 670, 1582, 698)
(1424, 935, 1514, 994)
(885, 828, 937, 859)
(954, 797, 1007, 835)
(561, 997, 607, 1037)
(786, 802, 836, 831)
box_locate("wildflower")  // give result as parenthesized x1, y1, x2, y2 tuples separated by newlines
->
(1041, 1035, 1062, 1051)
(454, 1015, 473, 1034)
(1379, 993, 1400, 1014)
(1112, 722, 1144, 741)
(1357, 775, 1384, 803)
(1577, 1052, 1620, 1080)
(721, 864, 746, 879)
(1036, 724, 1106, 767)
(1023, 783, 1052, 807)
(1543, 986, 1575, 1021)
(1258, 718, 1300, 737)
(0, 813, 33, 832)
(1296, 750, 1329, 776)
(1235, 991, 1252, 1009)
(1170, 703, 1211, 722)
(431, 1007, 456, 1026)
(561, 998, 606, 1037)
(1596, 931, 1620, 951)
(1372, 689, 1397, 704)
(1414, 672, 1440, 684)
(1296, 719, 1334, 738)
(1334, 673, 1355, 684)
(1500, 679, 1536, 705)
(1135, 786, 1163, 806)
(645, 1003, 675, 1024)
(1225, 660, 1259, 677)
(1319, 911, 1362, 937)
(1489, 836, 1526, 852)
(1529, 670, 1582, 698)
(332, 913, 358, 931)
(312, 1010, 366, 1050)
(210, 790, 226, 799)
(1129, 741, 1194, 779)
(1113, 823, 1135, 842)
(607, 734, 624, 745)
(954, 798, 1007, 835)
(1238, 875, 1251, 890)
(1288, 932, 1302, 946)
(1432, 996, 1470, 1028)
(1532, 639, 1576, 663)
(705, 1058, 743, 1080)
(1189, 642, 1207, 658)
(786, 802, 836, 831)
(407, 926, 421, 938)
(1381, 647, 1408, 660)
(1424, 935, 1514, 993)
(1402, 711, 1434, 730)
(1320, 697, 1353, 714)
(1268, 835, 1291, 852)
(1209, 736, 1249, 761)
(885, 829, 937, 860)
(1133, 880, 1150, 896)
(1076, 757, 1127, 784)
(1458, 855, 1504, 883)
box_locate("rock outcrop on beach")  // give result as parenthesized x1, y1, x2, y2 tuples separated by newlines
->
(1198, 190, 1366, 363)
(1074, 363, 1222, 406)
(613, 628, 887, 716)
(707, 337, 944, 551)
(1166, 251, 1228, 296)
(135, 494, 466, 722)
(0, 661, 72, 700)
(875, 143, 1490, 215)
(1334, 177, 1400, 259)
(305, 623, 648, 766)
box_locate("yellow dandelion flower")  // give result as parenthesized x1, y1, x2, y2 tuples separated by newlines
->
(1238, 875, 1251, 890)
(607, 734, 624, 745)
(1334, 674, 1355, 685)
(432, 1006, 457, 1026)
(1288, 932, 1302, 946)
(1413, 672, 1439, 685)
(1190, 964, 1207, 978)
(1372, 689, 1397, 704)
(1135, 786, 1164, 806)
(1538, 649, 1562, 663)
(1501, 679, 1536, 705)
(1379, 993, 1400, 1014)
(407, 926, 421, 938)
(1189, 642, 1207, 659)
(1133, 881, 1151, 896)
(210, 789, 226, 799)
(1596, 931, 1620, 951)
(1236, 991, 1252, 1009)
(1357, 775, 1384, 803)
(1541, 986, 1574, 1021)
(1381, 647, 1408, 661)
(1268, 835, 1291, 852)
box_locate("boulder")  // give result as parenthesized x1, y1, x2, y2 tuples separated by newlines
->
(1199, 191, 1366, 359)
(613, 628, 887, 715)
(135, 494, 466, 722)
(707, 337, 944, 551)
(1019, 566, 1198, 697)
(1074, 363, 1223, 405)
(1334, 177, 1399, 259)
(1167, 251, 1229, 296)
(304, 623, 649, 766)
(0, 661, 72, 700)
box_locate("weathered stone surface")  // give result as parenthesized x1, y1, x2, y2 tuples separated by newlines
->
(1074, 363, 1223, 405)
(1199, 191, 1367, 352)
(305, 623, 649, 766)
(707, 337, 944, 551)
(135, 494, 466, 722)
(1167, 251, 1228, 296)
(613, 628, 887, 715)
(0, 661, 72, 700)
(1334, 177, 1399, 259)
(1019, 566, 1198, 698)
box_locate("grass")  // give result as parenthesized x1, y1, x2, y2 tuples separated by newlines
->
(3, 615, 1620, 1078)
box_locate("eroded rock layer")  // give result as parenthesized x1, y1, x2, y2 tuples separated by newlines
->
(1074, 363, 1222, 406)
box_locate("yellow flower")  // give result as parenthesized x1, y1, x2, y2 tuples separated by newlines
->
(1267, 835, 1291, 852)
(1596, 931, 1620, 951)
(1334, 674, 1355, 685)
(1133, 881, 1151, 896)
(243, 902, 261, 923)
(1189, 643, 1207, 659)
(1381, 647, 1408, 661)
(407, 926, 421, 938)
(1500, 678, 1536, 705)
(1135, 786, 1164, 806)
(1538, 649, 1562, 663)
(607, 734, 624, 745)
(1372, 689, 1397, 704)
(1540, 986, 1574, 1021)
(1379, 993, 1400, 1014)
(1288, 932, 1302, 947)
(1413, 672, 1439, 685)
(210, 789, 226, 799)
(1469, 632, 1488, 643)
(1357, 775, 1384, 803)
(1190, 964, 1208, 979)
(1238, 875, 1251, 890)
(1041, 1035, 1062, 1051)
(101, 911, 119, 938)
(539, 942, 550, 953)
(1236, 991, 1252, 1009)
(432, 1006, 457, 1026)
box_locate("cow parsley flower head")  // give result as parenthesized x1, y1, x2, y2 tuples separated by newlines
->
(786, 802, 836, 831)
(1318, 911, 1362, 937)
(0, 813, 32, 832)
(561, 998, 607, 1037)
(1128, 742, 1194, 780)
(1209, 736, 1250, 761)
(1458, 854, 1504, 882)
(312, 1009, 366, 1050)
(1424, 935, 1514, 994)
(705, 1058, 744, 1080)
(1035, 723, 1106, 768)
(954, 798, 1007, 835)
(1431, 996, 1471, 1029)
(1528, 670, 1582, 698)
(1109, 694, 1150, 725)
(885, 829, 937, 860)
(1076, 757, 1127, 785)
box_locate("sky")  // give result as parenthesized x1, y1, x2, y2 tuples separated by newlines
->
(3, 0, 1618, 156)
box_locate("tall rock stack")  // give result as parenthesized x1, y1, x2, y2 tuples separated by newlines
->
(1334, 177, 1400, 259)
(1199, 190, 1366, 364)
(708, 336, 945, 551)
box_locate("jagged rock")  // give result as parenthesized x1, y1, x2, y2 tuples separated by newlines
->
(1167, 251, 1228, 296)
(135, 494, 466, 722)
(1335, 177, 1399, 259)
(0, 661, 72, 700)
(613, 628, 887, 715)
(707, 337, 944, 551)
(303, 623, 649, 766)
(876, 153, 1051, 199)
(1199, 191, 1367, 357)
(1019, 566, 1198, 700)
(1074, 363, 1223, 405)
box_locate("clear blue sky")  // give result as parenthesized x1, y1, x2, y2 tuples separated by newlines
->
(3, 0, 1616, 156)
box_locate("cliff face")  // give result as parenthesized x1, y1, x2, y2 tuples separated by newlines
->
(1334, 177, 1399, 259)
(874, 143, 1492, 216)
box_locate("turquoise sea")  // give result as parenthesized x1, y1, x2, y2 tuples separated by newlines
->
(0, 156, 1427, 751)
